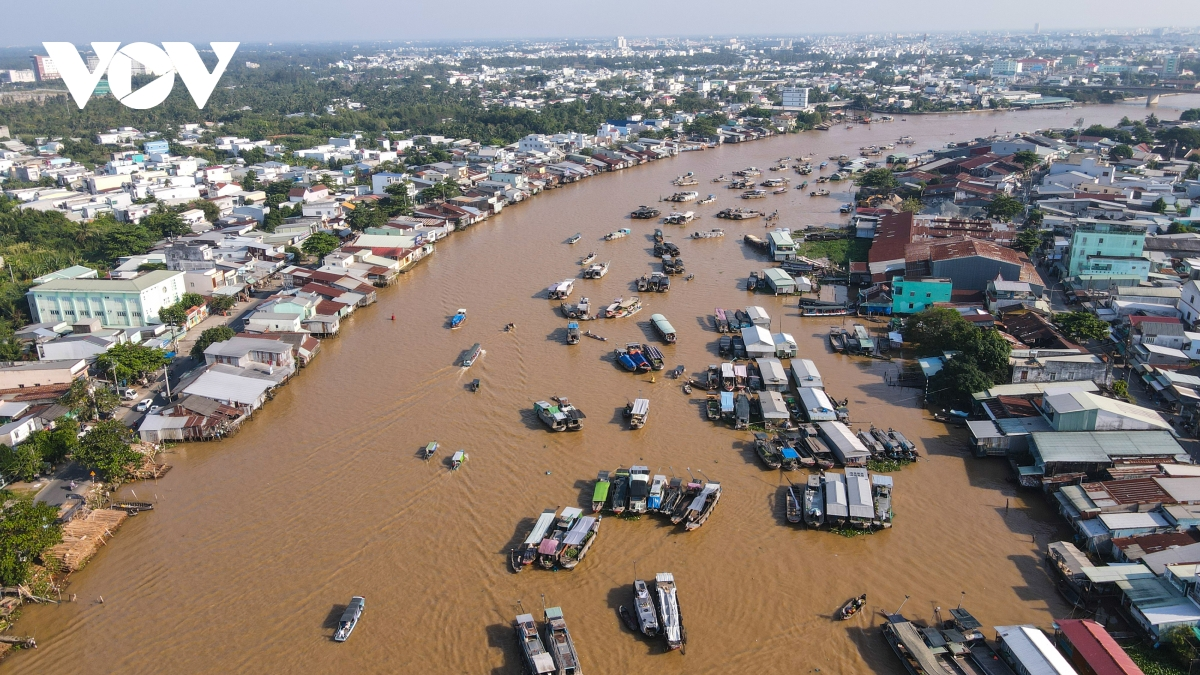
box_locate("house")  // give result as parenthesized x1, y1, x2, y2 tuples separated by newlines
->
(1010, 353, 1110, 387)
(742, 326, 775, 358)
(203, 337, 294, 372)
(0, 359, 87, 390)
(987, 277, 1042, 313)
(761, 268, 796, 295)
(993, 625, 1079, 675)
(1179, 279, 1200, 328)
(1023, 431, 1184, 490)
(791, 359, 823, 389)
(892, 276, 953, 314)
(1037, 391, 1171, 432)
(1063, 222, 1149, 283)
(288, 184, 330, 204)
(756, 358, 788, 391)
(36, 333, 118, 361)
(767, 230, 796, 261)
(0, 416, 42, 447)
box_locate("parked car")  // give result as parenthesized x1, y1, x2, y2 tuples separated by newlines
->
(135, 399, 153, 412)
(149, 406, 162, 415)
(121, 388, 138, 400)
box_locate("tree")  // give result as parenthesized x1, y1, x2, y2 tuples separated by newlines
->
(930, 358, 993, 408)
(1109, 144, 1134, 161)
(899, 197, 922, 213)
(1026, 209, 1044, 228)
(855, 168, 899, 191)
(186, 199, 221, 223)
(141, 209, 190, 239)
(1151, 197, 1168, 214)
(95, 343, 169, 384)
(0, 442, 42, 481)
(1012, 150, 1041, 170)
(961, 328, 1012, 381)
(137, 262, 168, 271)
(302, 231, 341, 259)
(1054, 311, 1110, 342)
(904, 308, 974, 356)
(0, 496, 62, 586)
(191, 326, 235, 360)
(1112, 380, 1133, 403)
(418, 180, 462, 203)
(986, 194, 1024, 222)
(208, 295, 236, 315)
(345, 200, 387, 232)
(1182, 109, 1200, 122)
(242, 169, 258, 192)
(73, 420, 141, 481)
(382, 181, 414, 217)
(1013, 228, 1042, 255)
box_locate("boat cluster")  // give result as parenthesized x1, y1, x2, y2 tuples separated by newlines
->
(617, 573, 687, 651)
(590, 467, 721, 531)
(785, 468, 894, 532)
(515, 607, 583, 675)
(533, 396, 586, 432)
(511, 507, 601, 573)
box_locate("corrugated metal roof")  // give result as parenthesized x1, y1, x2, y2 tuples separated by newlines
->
(790, 359, 823, 388)
(1031, 431, 1182, 464)
(1081, 563, 1153, 583)
(182, 369, 273, 406)
(1098, 511, 1169, 531)
(1154, 477, 1200, 503)
(993, 625, 1077, 675)
(32, 269, 182, 292)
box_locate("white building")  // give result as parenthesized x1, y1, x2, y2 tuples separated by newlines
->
(781, 87, 809, 109)
(26, 270, 187, 328)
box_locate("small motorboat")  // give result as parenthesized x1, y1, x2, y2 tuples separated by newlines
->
(580, 252, 596, 265)
(682, 382, 692, 395)
(451, 450, 468, 470)
(567, 233, 582, 244)
(333, 596, 365, 642)
(469, 379, 481, 393)
(838, 593, 867, 620)
(461, 343, 483, 367)
(450, 308, 467, 329)
(421, 441, 438, 460)
(634, 579, 660, 637)
(618, 606, 639, 632)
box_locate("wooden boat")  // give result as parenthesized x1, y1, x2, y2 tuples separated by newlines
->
(785, 484, 802, 524)
(683, 482, 720, 530)
(461, 343, 482, 367)
(582, 261, 610, 278)
(625, 398, 650, 430)
(647, 474, 667, 511)
(662, 210, 696, 224)
(515, 612, 556, 674)
(691, 228, 725, 239)
(655, 573, 686, 651)
(704, 364, 720, 390)
(658, 477, 684, 514)
(451, 450, 468, 470)
(753, 432, 782, 469)
(592, 471, 610, 512)
(828, 327, 846, 352)
(566, 322, 580, 345)
(110, 500, 153, 513)
(715, 207, 763, 220)
(605, 228, 631, 240)
(772, 188, 788, 195)
(566, 233, 582, 244)
(705, 395, 720, 420)
(579, 251, 596, 265)
(469, 379, 480, 392)
(610, 467, 630, 514)
(616, 342, 651, 372)
(804, 474, 824, 529)
(543, 607, 582, 674)
(698, 194, 716, 205)
(634, 579, 659, 636)
(333, 596, 365, 642)
(810, 189, 830, 197)
(651, 314, 677, 344)
(583, 330, 608, 342)
(666, 191, 699, 202)
(450, 308, 467, 329)
(714, 309, 730, 333)
(627, 465, 651, 513)
(779, 446, 801, 471)
(636, 274, 651, 292)
(534, 397, 584, 432)
(670, 481, 700, 524)
(421, 441, 438, 460)
(515, 509, 558, 571)
(806, 435, 836, 469)
(742, 189, 767, 199)
(888, 429, 918, 459)
(630, 205, 660, 219)
(874, 475, 893, 529)
(838, 594, 867, 620)
(548, 278, 575, 299)
(651, 271, 670, 292)
(538, 507, 583, 569)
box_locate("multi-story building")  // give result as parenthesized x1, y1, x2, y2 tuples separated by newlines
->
(26, 271, 186, 328)
(892, 276, 953, 314)
(1063, 222, 1149, 281)
(780, 87, 809, 109)
(30, 55, 59, 81)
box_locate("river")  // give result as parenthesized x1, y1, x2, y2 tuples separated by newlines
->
(10, 95, 1200, 674)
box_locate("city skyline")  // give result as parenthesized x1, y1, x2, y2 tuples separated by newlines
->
(6, 0, 1200, 46)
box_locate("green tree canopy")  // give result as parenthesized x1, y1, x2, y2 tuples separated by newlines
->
(1012, 150, 1041, 169)
(0, 496, 62, 586)
(95, 343, 169, 384)
(855, 168, 899, 191)
(904, 308, 974, 356)
(1151, 198, 1168, 214)
(929, 358, 994, 409)
(301, 231, 341, 259)
(186, 199, 221, 223)
(1054, 311, 1111, 342)
(986, 194, 1024, 222)
(73, 420, 141, 481)
(1013, 228, 1042, 255)
(208, 295, 237, 315)
(0, 442, 42, 482)
(1109, 144, 1134, 161)
(346, 200, 387, 231)
(191, 326, 236, 360)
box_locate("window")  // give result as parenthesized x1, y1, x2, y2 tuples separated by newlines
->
(926, 293, 931, 298)
(908, 303, 914, 309)
(1098, 238, 1104, 244)
(910, 291, 915, 297)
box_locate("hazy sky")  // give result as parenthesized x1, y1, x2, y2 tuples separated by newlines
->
(8, 0, 1200, 46)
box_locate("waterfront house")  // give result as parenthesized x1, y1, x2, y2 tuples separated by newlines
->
(767, 230, 796, 261)
(816, 421, 871, 466)
(761, 268, 796, 295)
(993, 625, 1079, 675)
(791, 359, 823, 389)
(1036, 391, 1171, 433)
(798, 388, 837, 422)
(742, 326, 775, 358)
(756, 358, 788, 392)
(772, 332, 797, 358)
(1053, 619, 1148, 673)
(26, 270, 186, 328)
(891, 276, 952, 314)
(204, 336, 294, 372)
(1023, 431, 1185, 490)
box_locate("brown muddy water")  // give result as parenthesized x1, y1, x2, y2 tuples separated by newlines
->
(11, 96, 1200, 674)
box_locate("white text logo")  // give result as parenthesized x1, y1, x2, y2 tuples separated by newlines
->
(43, 42, 239, 110)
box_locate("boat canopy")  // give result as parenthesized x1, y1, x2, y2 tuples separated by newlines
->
(846, 468, 873, 519)
(688, 483, 719, 512)
(721, 362, 735, 377)
(631, 398, 650, 416)
(567, 321, 579, 329)
(531, 653, 556, 674)
(538, 538, 560, 555)
(651, 314, 676, 334)
(559, 506, 583, 520)
(780, 447, 800, 460)
(592, 481, 610, 502)
(824, 473, 850, 518)
(562, 516, 596, 546)
(720, 391, 735, 412)
(734, 364, 748, 378)
(524, 510, 558, 545)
